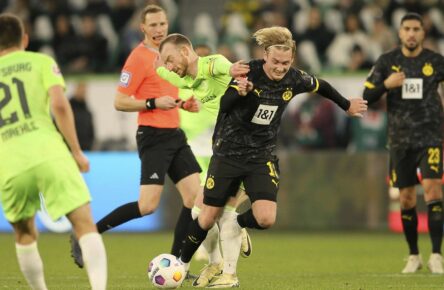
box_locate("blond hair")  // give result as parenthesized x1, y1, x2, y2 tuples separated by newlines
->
(253, 26, 295, 55)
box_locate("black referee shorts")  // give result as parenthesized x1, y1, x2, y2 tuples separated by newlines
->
(203, 155, 279, 207)
(389, 146, 443, 188)
(136, 126, 201, 185)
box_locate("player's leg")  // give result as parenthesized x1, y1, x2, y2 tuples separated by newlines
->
(391, 148, 423, 273)
(191, 155, 223, 264)
(169, 136, 201, 257)
(233, 188, 253, 258)
(190, 188, 224, 287)
(67, 204, 107, 290)
(420, 146, 444, 274)
(39, 157, 107, 288)
(1, 170, 48, 290)
(95, 133, 171, 233)
(11, 217, 48, 290)
(180, 156, 240, 282)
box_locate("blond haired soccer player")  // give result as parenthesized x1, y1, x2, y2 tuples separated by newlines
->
(0, 13, 107, 290)
(69, 5, 202, 271)
(176, 26, 367, 287)
(157, 33, 251, 287)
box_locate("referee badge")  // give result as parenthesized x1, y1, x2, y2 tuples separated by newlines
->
(206, 176, 215, 189)
(422, 63, 433, 76)
(282, 88, 293, 101)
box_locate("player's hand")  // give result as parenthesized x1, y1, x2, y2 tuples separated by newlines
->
(230, 60, 250, 79)
(155, 96, 178, 110)
(177, 96, 200, 112)
(383, 72, 405, 89)
(72, 151, 90, 173)
(238, 78, 253, 96)
(346, 98, 368, 117)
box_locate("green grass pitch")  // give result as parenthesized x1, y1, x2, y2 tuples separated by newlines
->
(1, 232, 443, 289)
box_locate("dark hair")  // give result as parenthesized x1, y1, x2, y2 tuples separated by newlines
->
(0, 13, 24, 50)
(400, 12, 423, 26)
(140, 4, 165, 23)
(159, 33, 192, 52)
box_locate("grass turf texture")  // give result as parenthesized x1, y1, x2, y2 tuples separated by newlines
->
(0, 232, 443, 289)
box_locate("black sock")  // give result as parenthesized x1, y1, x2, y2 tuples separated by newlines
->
(401, 207, 419, 255)
(170, 206, 192, 257)
(427, 200, 443, 254)
(180, 219, 208, 263)
(96, 201, 141, 233)
(237, 209, 266, 230)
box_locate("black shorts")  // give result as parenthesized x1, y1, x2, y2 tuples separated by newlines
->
(136, 126, 201, 185)
(389, 146, 443, 188)
(203, 155, 279, 207)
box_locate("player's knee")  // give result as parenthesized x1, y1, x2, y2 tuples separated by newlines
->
(138, 202, 158, 216)
(198, 213, 217, 230)
(181, 194, 195, 208)
(255, 214, 275, 229)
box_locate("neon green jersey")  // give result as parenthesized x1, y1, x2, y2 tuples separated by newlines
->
(0, 51, 69, 183)
(157, 54, 232, 118)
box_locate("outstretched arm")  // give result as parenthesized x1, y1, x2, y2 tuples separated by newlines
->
(317, 79, 367, 117)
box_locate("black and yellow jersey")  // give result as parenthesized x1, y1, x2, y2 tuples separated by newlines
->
(365, 48, 444, 149)
(211, 59, 320, 161)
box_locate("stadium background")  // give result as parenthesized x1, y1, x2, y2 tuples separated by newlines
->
(0, 0, 443, 233)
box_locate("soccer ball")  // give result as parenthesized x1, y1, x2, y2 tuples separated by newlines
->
(147, 254, 185, 289)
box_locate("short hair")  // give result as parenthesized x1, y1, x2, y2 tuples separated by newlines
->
(140, 4, 165, 23)
(253, 26, 296, 56)
(0, 13, 24, 51)
(400, 12, 423, 26)
(159, 33, 193, 52)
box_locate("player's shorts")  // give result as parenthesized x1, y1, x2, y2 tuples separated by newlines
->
(0, 156, 91, 223)
(389, 146, 443, 188)
(136, 126, 201, 185)
(203, 155, 279, 207)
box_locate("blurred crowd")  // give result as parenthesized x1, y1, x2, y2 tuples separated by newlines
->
(1, 0, 443, 151)
(1, 0, 443, 74)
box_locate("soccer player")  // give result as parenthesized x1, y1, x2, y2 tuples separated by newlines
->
(0, 13, 107, 290)
(177, 26, 367, 287)
(69, 5, 201, 268)
(363, 12, 444, 274)
(157, 33, 251, 287)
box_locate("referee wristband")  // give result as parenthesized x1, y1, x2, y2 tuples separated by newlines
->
(145, 98, 156, 110)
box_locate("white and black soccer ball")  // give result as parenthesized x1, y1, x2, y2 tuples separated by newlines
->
(147, 254, 185, 289)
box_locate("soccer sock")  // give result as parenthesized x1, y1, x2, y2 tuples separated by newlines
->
(219, 209, 242, 275)
(202, 223, 223, 265)
(96, 201, 141, 233)
(171, 206, 192, 257)
(427, 200, 443, 254)
(237, 209, 266, 230)
(180, 219, 208, 263)
(79, 232, 107, 290)
(401, 207, 419, 255)
(15, 242, 48, 290)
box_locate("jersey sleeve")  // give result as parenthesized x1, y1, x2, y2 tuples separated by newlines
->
(118, 51, 150, 96)
(364, 55, 387, 89)
(41, 56, 65, 91)
(295, 69, 319, 93)
(156, 66, 188, 88)
(208, 55, 232, 77)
